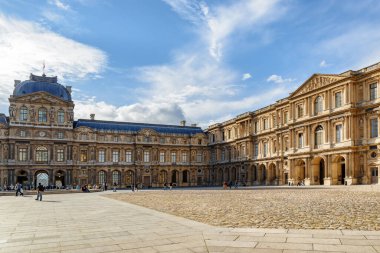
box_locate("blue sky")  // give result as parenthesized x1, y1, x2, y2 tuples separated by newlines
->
(0, 0, 380, 127)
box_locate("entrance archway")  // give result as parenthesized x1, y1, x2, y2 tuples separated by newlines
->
(171, 170, 178, 184)
(158, 170, 166, 184)
(295, 159, 305, 185)
(231, 167, 237, 181)
(55, 170, 65, 188)
(258, 164, 266, 185)
(268, 163, 276, 185)
(16, 170, 28, 185)
(332, 156, 345, 185)
(371, 167, 378, 184)
(217, 168, 224, 185)
(311, 157, 325, 185)
(35, 171, 49, 187)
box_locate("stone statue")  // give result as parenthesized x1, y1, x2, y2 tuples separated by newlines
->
(29, 108, 35, 122)
(49, 107, 55, 121)
(9, 105, 16, 119)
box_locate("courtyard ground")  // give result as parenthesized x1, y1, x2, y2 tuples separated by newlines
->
(1, 186, 380, 252)
(107, 186, 380, 230)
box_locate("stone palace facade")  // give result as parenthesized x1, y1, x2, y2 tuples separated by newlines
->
(207, 62, 380, 186)
(1, 62, 380, 188)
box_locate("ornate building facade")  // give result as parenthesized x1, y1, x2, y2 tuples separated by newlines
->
(0, 74, 209, 188)
(1, 62, 380, 188)
(207, 62, 380, 186)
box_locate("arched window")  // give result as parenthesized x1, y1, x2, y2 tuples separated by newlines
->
(35, 146, 48, 162)
(99, 171, 106, 185)
(315, 125, 324, 147)
(19, 106, 28, 121)
(182, 170, 189, 183)
(57, 110, 65, 124)
(112, 171, 120, 185)
(314, 96, 323, 115)
(38, 108, 47, 122)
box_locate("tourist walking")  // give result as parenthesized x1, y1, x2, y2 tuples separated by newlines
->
(113, 182, 117, 192)
(15, 183, 21, 196)
(163, 182, 167, 190)
(169, 182, 173, 190)
(35, 183, 44, 201)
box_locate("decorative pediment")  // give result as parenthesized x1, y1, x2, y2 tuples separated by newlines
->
(139, 128, 158, 135)
(290, 74, 346, 98)
(11, 92, 70, 105)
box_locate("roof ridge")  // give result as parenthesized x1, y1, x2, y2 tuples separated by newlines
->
(76, 119, 201, 129)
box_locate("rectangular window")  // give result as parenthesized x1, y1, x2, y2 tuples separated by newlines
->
(298, 105, 304, 118)
(126, 151, 132, 163)
(370, 83, 377, 100)
(298, 133, 303, 148)
(57, 111, 65, 123)
(182, 152, 187, 163)
(196, 152, 202, 162)
(335, 92, 342, 108)
(336, 124, 342, 142)
(228, 130, 231, 139)
(19, 108, 28, 121)
(159, 152, 165, 163)
(171, 152, 176, 163)
(284, 112, 288, 124)
(20, 130, 26, 137)
(144, 151, 150, 162)
(222, 131, 225, 141)
(263, 119, 268, 130)
(38, 109, 47, 122)
(112, 151, 119, 162)
(254, 122, 258, 133)
(113, 136, 118, 142)
(221, 150, 225, 161)
(370, 118, 378, 138)
(159, 138, 165, 144)
(254, 143, 258, 156)
(18, 148, 27, 161)
(263, 143, 268, 157)
(273, 116, 276, 127)
(98, 150, 105, 163)
(57, 132, 64, 139)
(57, 149, 64, 162)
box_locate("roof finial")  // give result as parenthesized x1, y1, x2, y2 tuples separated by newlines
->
(42, 60, 46, 77)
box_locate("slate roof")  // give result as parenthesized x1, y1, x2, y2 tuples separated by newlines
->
(13, 74, 72, 101)
(0, 114, 8, 126)
(74, 119, 204, 135)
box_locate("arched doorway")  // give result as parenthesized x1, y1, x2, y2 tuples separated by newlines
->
(16, 170, 28, 185)
(332, 156, 345, 185)
(112, 170, 121, 186)
(126, 170, 135, 186)
(295, 159, 305, 185)
(182, 170, 189, 184)
(171, 170, 178, 184)
(231, 167, 237, 182)
(259, 164, 266, 185)
(35, 171, 49, 188)
(269, 163, 276, 185)
(311, 157, 325, 185)
(248, 165, 257, 185)
(55, 170, 65, 188)
(217, 168, 224, 185)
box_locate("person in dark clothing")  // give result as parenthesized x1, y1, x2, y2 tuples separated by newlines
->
(36, 183, 44, 201)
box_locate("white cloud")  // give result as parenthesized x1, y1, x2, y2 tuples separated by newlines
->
(267, 74, 294, 84)
(0, 14, 107, 113)
(164, 0, 282, 61)
(320, 60, 328, 67)
(242, 73, 252, 81)
(49, 0, 70, 11)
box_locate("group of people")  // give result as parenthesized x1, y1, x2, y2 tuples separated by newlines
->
(163, 182, 175, 190)
(223, 180, 239, 190)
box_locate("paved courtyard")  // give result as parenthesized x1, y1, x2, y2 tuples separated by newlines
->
(0, 188, 380, 252)
(108, 186, 380, 230)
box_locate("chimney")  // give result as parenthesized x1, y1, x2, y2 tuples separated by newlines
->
(191, 123, 197, 127)
(66, 86, 72, 94)
(180, 120, 186, 126)
(14, 80, 21, 87)
(90, 114, 95, 120)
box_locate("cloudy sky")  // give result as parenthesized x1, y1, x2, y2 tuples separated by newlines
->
(1, 0, 380, 127)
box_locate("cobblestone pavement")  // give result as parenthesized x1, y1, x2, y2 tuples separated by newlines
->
(0, 188, 380, 253)
(108, 186, 380, 230)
